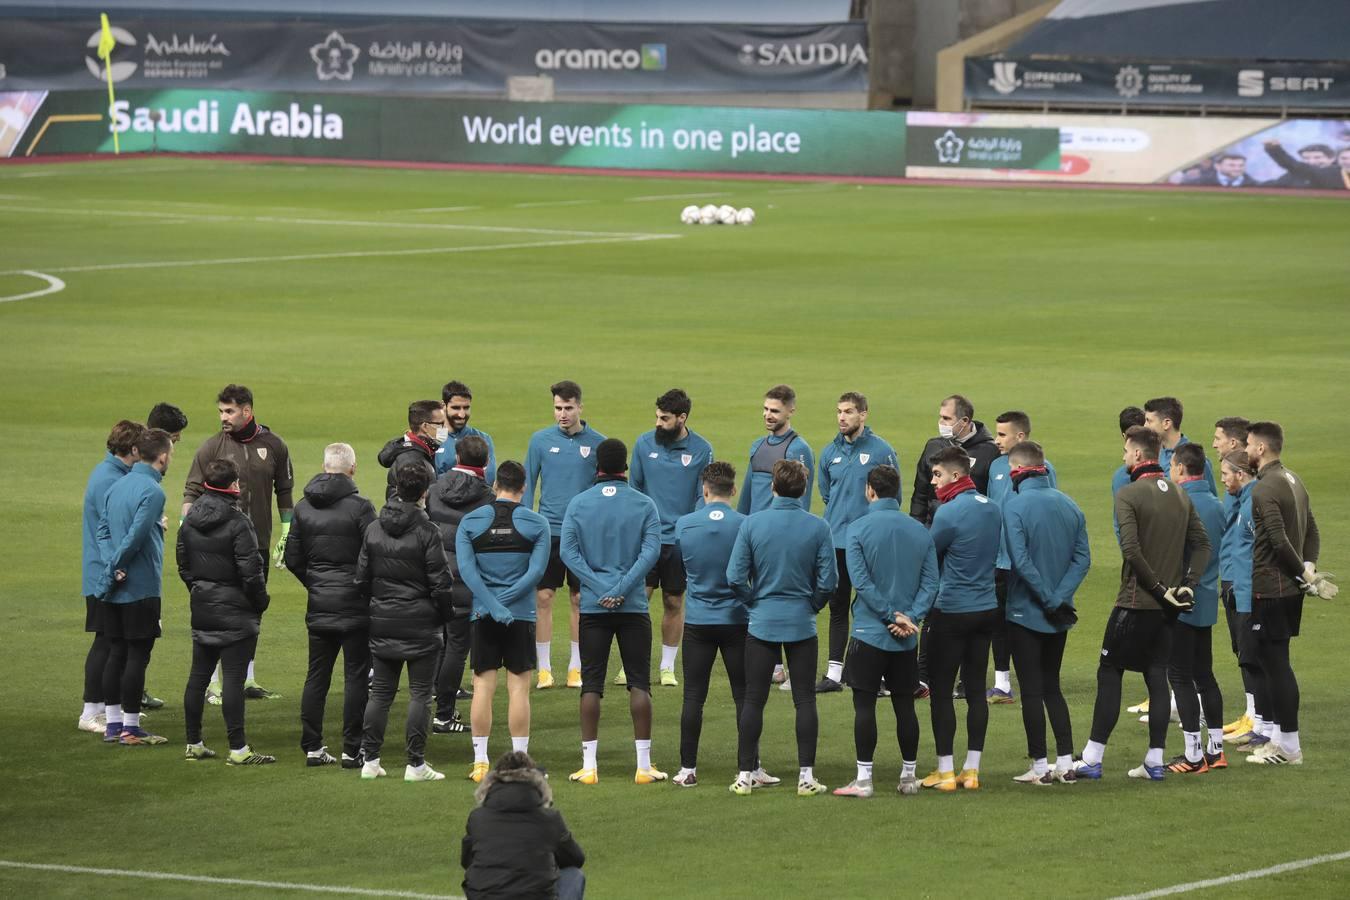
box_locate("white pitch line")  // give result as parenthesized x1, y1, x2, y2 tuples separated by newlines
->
(1109, 849, 1350, 899)
(0, 270, 66, 304)
(404, 206, 481, 213)
(0, 233, 676, 279)
(0, 859, 461, 899)
(512, 199, 597, 208)
(0, 204, 673, 240)
(625, 191, 731, 203)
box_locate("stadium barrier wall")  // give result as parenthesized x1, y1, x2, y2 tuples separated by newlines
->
(2, 89, 1345, 191)
(0, 15, 867, 95)
(0, 89, 909, 177)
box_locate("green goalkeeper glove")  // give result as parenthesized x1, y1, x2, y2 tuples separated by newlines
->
(272, 521, 291, 569)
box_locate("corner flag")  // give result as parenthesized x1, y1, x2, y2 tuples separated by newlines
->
(97, 13, 120, 154)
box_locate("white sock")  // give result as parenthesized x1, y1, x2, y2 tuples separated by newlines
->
(569, 641, 581, 671)
(1281, 730, 1300, 754)
(738, 769, 753, 784)
(246, 659, 256, 682)
(512, 736, 529, 753)
(1033, 757, 1050, 776)
(856, 760, 873, 783)
(937, 754, 954, 773)
(1253, 714, 1266, 735)
(661, 644, 679, 671)
(235, 744, 250, 756)
(582, 739, 597, 771)
(472, 736, 488, 764)
(1183, 731, 1202, 763)
(677, 767, 696, 779)
(536, 642, 552, 672)
(106, 704, 123, 726)
(994, 670, 1012, 693)
(409, 763, 427, 775)
(82, 702, 98, 719)
(1269, 724, 1283, 747)
(1169, 691, 1178, 716)
(963, 750, 982, 771)
(1082, 741, 1106, 766)
(635, 739, 652, 770)
(826, 661, 844, 683)
(1244, 692, 1256, 720)
(1207, 729, 1224, 755)
(123, 711, 140, 729)
(188, 741, 205, 750)
(212, 663, 222, 684)
(307, 748, 325, 758)
(901, 760, 916, 778)
(1145, 747, 1164, 768)
(799, 766, 814, 783)
(1056, 754, 1073, 772)
(773, 664, 785, 678)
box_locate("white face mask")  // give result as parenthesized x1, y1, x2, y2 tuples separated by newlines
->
(434, 426, 449, 444)
(937, 422, 955, 439)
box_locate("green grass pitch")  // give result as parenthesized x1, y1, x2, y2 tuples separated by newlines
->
(1, 158, 1347, 899)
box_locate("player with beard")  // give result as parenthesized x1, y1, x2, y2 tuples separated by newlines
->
(432, 381, 497, 486)
(182, 385, 292, 702)
(629, 389, 713, 688)
(816, 392, 897, 694)
(739, 385, 814, 688)
(1210, 417, 1260, 739)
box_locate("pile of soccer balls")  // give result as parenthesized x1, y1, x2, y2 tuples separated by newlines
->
(681, 204, 755, 226)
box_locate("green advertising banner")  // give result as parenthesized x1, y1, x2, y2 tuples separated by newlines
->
(906, 125, 1059, 171)
(15, 90, 908, 177)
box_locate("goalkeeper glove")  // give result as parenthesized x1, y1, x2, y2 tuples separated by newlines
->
(1300, 563, 1339, 600)
(272, 521, 290, 569)
(1160, 586, 1195, 614)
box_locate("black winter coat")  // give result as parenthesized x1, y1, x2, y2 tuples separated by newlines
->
(176, 491, 269, 647)
(427, 469, 493, 613)
(357, 498, 452, 659)
(284, 473, 376, 632)
(461, 766, 585, 900)
(377, 433, 439, 503)
(909, 421, 1001, 525)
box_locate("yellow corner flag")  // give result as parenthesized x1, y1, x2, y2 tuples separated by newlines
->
(98, 13, 120, 154)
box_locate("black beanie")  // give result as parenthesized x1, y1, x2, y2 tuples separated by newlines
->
(596, 438, 628, 475)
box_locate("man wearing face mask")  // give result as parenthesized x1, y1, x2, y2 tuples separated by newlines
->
(433, 381, 497, 486)
(909, 395, 998, 527)
(629, 389, 713, 688)
(379, 401, 447, 505)
(182, 384, 293, 701)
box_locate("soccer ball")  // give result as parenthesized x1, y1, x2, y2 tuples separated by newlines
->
(735, 207, 756, 225)
(698, 204, 719, 225)
(717, 204, 738, 225)
(680, 205, 700, 224)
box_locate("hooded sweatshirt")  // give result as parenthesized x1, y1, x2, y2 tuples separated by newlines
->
(461, 766, 585, 900)
(428, 468, 495, 614)
(284, 472, 376, 632)
(377, 432, 440, 504)
(357, 498, 453, 659)
(177, 490, 269, 646)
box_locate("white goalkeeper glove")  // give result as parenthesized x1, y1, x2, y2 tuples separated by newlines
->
(1300, 562, 1338, 600)
(1161, 586, 1195, 613)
